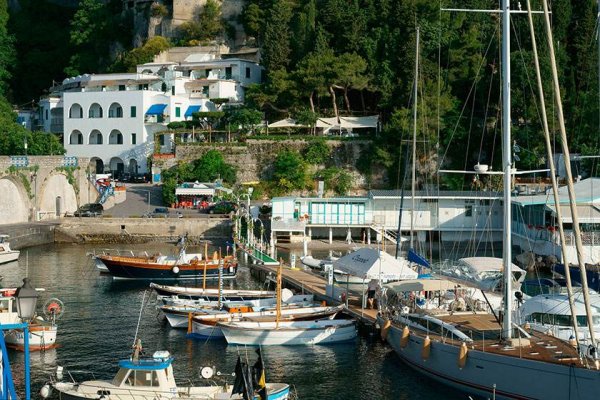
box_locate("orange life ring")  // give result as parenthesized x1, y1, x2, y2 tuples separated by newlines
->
(47, 302, 61, 314)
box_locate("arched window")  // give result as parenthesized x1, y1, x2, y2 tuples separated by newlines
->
(69, 103, 83, 119)
(108, 102, 123, 118)
(109, 130, 123, 145)
(69, 130, 83, 145)
(89, 103, 103, 118)
(89, 130, 103, 145)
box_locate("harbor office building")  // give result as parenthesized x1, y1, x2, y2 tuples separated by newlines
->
(270, 190, 503, 247)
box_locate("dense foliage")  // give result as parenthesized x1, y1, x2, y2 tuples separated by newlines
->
(161, 150, 236, 205)
(4, 0, 600, 184)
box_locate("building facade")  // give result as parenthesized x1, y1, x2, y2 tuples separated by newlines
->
(40, 52, 264, 176)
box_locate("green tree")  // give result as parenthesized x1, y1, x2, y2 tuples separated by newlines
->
(226, 108, 263, 133)
(261, 0, 293, 73)
(112, 36, 171, 72)
(191, 150, 236, 183)
(272, 149, 306, 192)
(177, 0, 223, 44)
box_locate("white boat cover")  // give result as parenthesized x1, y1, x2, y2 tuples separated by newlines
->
(332, 248, 418, 281)
(385, 278, 457, 293)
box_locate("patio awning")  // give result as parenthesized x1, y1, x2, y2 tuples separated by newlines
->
(146, 104, 168, 115)
(333, 248, 418, 281)
(185, 105, 202, 117)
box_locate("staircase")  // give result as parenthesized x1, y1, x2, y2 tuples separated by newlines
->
(370, 225, 405, 245)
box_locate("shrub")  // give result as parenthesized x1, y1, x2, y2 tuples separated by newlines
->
(303, 139, 330, 165)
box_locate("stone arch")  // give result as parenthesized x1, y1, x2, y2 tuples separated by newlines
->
(109, 157, 124, 179)
(69, 130, 83, 145)
(69, 103, 83, 119)
(89, 130, 103, 144)
(108, 102, 123, 118)
(89, 157, 104, 174)
(109, 129, 123, 144)
(88, 103, 103, 118)
(37, 173, 78, 217)
(0, 176, 30, 223)
(129, 158, 138, 174)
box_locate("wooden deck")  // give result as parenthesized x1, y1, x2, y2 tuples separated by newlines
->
(248, 263, 379, 325)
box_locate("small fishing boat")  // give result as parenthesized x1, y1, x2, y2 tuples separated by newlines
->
(0, 289, 62, 351)
(47, 341, 290, 400)
(0, 235, 19, 265)
(190, 304, 344, 339)
(151, 282, 276, 301)
(219, 319, 357, 346)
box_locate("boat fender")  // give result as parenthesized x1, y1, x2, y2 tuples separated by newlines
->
(172, 266, 180, 274)
(586, 345, 597, 360)
(422, 335, 431, 360)
(40, 384, 52, 399)
(400, 326, 410, 348)
(458, 342, 468, 369)
(380, 319, 392, 342)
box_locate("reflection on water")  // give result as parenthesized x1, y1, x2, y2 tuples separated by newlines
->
(4, 243, 456, 400)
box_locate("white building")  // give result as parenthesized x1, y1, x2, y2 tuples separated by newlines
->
(270, 190, 503, 246)
(41, 51, 264, 176)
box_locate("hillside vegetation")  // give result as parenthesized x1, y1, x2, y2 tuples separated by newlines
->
(4, 1, 600, 184)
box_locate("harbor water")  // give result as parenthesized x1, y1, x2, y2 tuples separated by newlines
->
(5, 243, 461, 400)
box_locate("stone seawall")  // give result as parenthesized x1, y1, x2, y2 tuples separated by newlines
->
(55, 217, 232, 243)
(1, 223, 57, 249)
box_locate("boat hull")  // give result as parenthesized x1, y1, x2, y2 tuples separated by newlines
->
(220, 319, 357, 346)
(4, 324, 57, 351)
(99, 256, 237, 280)
(53, 381, 290, 400)
(0, 251, 19, 265)
(382, 319, 600, 400)
(152, 283, 275, 301)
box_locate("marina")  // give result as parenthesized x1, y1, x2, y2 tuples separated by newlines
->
(3, 243, 455, 400)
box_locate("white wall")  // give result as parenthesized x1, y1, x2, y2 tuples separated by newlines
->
(38, 174, 78, 215)
(0, 178, 29, 224)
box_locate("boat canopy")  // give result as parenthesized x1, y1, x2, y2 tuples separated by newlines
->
(118, 354, 172, 371)
(333, 248, 418, 281)
(385, 278, 457, 293)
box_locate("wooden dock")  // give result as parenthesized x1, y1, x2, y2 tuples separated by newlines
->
(247, 262, 379, 327)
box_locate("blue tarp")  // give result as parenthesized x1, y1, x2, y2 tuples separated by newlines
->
(185, 105, 201, 117)
(408, 248, 430, 268)
(146, 104, 168, 115)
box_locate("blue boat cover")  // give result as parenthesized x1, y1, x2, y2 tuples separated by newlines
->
(408, 248, 430, 268)
(185, 105, 201, 117)
(118, 358, 172, 370)
(146, 104, 168, 115)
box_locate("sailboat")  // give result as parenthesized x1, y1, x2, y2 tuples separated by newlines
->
(377, 3, 600, 399)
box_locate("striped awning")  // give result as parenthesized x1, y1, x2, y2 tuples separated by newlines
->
(146, 104, 168, 115)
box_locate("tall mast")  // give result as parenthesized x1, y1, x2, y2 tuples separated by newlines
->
(410, 27, 420, 250)
(541, 0, 596, 344)
(501, 0, 513, 340)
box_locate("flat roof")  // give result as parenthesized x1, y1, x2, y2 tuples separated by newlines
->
(369, 190, 501, 199)
(512, 178, 600, 205)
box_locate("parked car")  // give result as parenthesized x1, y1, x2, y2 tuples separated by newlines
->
(151, 207, 169, 218)
(74, 203, 103, 217)
(132, 174, 147, 183)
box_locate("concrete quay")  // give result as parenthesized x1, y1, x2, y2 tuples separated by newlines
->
(54, 215, 232, 243)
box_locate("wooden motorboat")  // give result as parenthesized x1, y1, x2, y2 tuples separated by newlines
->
(218, 319, 357, 346)
(97, 249, 237, 280)
(151, 282, 275, 301)
(190, 304, 344, 338)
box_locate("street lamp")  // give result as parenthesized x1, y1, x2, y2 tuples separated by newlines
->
(15, 278, 39, 321)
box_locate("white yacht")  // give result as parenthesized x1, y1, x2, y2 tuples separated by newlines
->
(0, 235, 19, 264)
